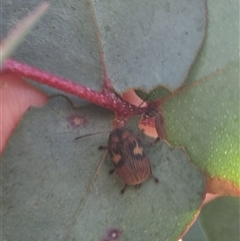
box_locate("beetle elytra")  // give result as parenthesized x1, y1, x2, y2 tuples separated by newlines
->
(100, 127, 158, 194)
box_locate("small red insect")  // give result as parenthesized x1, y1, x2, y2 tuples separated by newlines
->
(100, 127, 158, 193)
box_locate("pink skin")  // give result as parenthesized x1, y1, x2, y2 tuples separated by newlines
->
(0, 72, 47, 153)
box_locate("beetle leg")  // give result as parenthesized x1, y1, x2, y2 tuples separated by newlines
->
(135, 184, 141, 189)
(120, 184, 127, 194)
(150, 166, 159, 183)
(152, 174, 159, 183)
(154, 137, 160, 143)
(98, 145, 107, 150)
(109, 168, 115, 175)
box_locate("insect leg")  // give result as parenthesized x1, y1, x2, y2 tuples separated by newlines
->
(150, 165, 159, 183)
(109, 168, 115, 175)
(98, 145, 107, 150)
(152, 174, 159, 183)
(120, 184, 128, 194)
(154, 137, 160, 143)
(135, 184, 141, 189)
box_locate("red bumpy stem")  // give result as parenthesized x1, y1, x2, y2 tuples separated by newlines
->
(2, 59, 147, 118)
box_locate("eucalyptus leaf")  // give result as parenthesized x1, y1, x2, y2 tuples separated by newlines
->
(1, 3, 49, 65)
(163, 62, 239, 189)
(1, 96, 205, 241)
(1, 0, 206, 101)
(134, 0, 239, 192)
(199, 197, 240, 241)
(187, 0, 238, 84)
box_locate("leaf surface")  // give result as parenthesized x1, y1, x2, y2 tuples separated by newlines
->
(199, 197, 240, 241)
(163, 62, 239, 194)
(1, 0, 206, 98)
(2, 97, 205, 240)
(161, 0, 239, 194)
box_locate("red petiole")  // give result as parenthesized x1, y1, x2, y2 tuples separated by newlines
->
(2, 58, 149, 122)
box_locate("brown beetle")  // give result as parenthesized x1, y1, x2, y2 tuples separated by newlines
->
(102, 127, 158, 194)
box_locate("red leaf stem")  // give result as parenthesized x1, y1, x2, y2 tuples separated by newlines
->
(2, 59, 147, 120)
